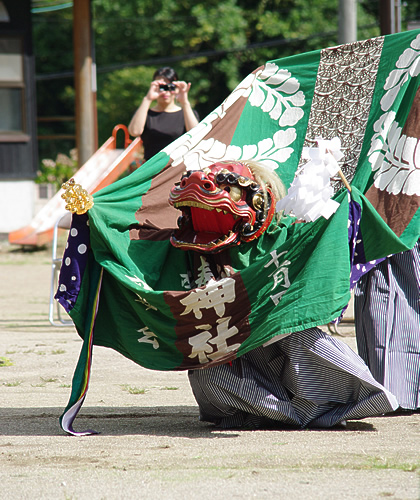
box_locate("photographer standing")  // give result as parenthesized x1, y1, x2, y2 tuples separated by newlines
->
(128, 66, 199, 162)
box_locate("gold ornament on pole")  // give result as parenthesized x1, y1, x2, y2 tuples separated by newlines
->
(61, 178, 94, 215)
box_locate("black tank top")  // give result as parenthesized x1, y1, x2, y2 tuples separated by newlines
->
(141, 109, 198, 161)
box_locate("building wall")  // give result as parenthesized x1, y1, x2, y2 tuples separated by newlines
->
(0, 0, 39, 234)
(0, 180, 35, 233)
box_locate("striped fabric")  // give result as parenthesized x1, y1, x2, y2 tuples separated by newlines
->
(188, 327, 398, 429)
(354, 240, 420, 410)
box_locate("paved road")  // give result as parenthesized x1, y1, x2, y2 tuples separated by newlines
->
(0, 245, 418, 500)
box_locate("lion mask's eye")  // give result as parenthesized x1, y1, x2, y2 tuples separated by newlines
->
(222, 184, 242, 202)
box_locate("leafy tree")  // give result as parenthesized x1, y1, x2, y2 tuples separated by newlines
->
(97, 66, 155, 142)
(93, 0, 381, 144)
(32, 0, 419, 165)
(32, 6, 75, 162)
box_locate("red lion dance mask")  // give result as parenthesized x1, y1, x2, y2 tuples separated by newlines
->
(168, 161, 280, 254)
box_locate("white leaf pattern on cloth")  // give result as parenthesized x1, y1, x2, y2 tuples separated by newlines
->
(252, 64, 304, 127)
(369, 34, 420, 196)
(168, 63, 304, 172)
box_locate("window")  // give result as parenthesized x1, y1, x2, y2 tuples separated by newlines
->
(0, 37, 25, 136)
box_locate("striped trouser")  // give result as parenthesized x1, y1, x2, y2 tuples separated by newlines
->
(188, 327, 398, 429)
(354, 240, 420, 410)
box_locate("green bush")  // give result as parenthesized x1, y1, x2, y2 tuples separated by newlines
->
(36, 149, 78, 191)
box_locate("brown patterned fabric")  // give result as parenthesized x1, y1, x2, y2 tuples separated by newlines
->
(365, 189, 420, 237)
(164, 252, 252, 369)
(301, 37, 384, 192)
(365, 85, 420, 236)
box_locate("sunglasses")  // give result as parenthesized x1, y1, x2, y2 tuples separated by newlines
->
(159, 83, 176, 92)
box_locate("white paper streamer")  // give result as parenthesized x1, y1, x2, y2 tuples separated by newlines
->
(276, 137, 344, 222)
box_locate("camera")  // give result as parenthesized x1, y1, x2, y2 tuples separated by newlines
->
(159, 83, 176, 92)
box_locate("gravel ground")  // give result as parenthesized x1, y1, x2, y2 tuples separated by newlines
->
(0, 243, 418, 500)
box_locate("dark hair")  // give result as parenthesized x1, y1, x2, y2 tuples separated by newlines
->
(153, 66, 178, 82)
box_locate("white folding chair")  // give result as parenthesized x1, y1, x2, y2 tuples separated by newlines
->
(49, 212, 74, 326)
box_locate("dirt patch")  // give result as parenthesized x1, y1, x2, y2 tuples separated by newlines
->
(0, 245, 418, 500)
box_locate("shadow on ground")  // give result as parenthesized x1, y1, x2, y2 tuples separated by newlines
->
(0, 406, 377, 437)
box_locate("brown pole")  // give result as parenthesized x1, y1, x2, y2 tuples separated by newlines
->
(380, 0, 401, 35)
(73, 0, 97, 167)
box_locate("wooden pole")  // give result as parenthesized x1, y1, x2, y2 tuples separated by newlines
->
(380, 0, 401, 35)
(327, 149, 352, 192)
(338, 169, 351, 192)
(73, 0, 97, 167)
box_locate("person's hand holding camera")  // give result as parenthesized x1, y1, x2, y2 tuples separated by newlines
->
(144, 79, 166, 102)
(174, 81, 192, 107)
(128, 69, 198, 139)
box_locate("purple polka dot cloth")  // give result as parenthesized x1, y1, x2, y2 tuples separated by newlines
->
(55, 213, 90, 313)
(333, 198, 386, 324)
(348, 199, 386, 289)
